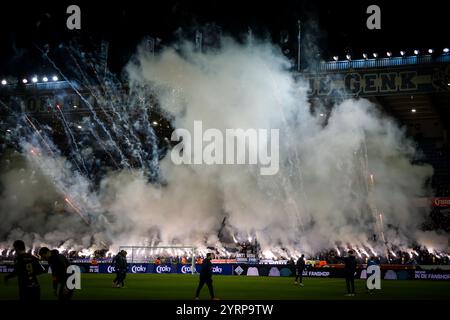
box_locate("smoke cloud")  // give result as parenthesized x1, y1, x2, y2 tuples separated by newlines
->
(0, 35, 445, 256)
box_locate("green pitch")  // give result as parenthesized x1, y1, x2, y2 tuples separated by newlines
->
(1, 274, 450, 300)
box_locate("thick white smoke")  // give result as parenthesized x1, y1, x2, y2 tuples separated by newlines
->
(118, 37, 437, 253)
(0, 36, 446, 256)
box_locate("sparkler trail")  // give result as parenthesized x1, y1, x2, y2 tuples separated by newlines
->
(86, 125, 121, 169)
(35, 46, 132, 169)
(55, 104, 89, 176)
(68, 46, 162, 179)
(25, 142, 90, 224)
(24, 115, 54, 154)
(65, 197, 90, 225)
(67, 45, 162, 179)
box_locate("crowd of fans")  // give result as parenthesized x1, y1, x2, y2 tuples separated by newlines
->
(300, 247, 450, 266)
(1, 245, 449, 266)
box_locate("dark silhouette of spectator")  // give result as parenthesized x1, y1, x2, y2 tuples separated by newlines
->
(337, 250, 357, 296)
(4, 240, 44, 302)
(39, 247, 74, 301)
(195, 253, 218, 300)
(294, 254, 306, 286)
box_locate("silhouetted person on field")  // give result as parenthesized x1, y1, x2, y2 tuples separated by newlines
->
(4, 240, 44, 302)
(337, 250, 357, 296)
(111, 251, 120, 287)
(195, 253, 217, 300)
(39, 247, 74, 301)
(294, 254, 305, 286)
(113, 250, 128, 288)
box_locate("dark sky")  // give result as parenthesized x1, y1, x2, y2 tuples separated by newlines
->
(0, 0, 448, 75)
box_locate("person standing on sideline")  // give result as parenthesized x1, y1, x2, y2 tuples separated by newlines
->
(111, 251, 121, 287)
(294, 254, 305, 286)
(114, 250, 128, 288)
(4, 240, 44, 302)
(38, 247, 74, 301)
(195, 253, 218, 300)
(337, 250, 357, 296)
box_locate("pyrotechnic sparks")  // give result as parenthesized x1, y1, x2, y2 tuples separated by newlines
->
(262, 250, 275, 259)
(78, 248, 94, 257)
(64, 197, 90, 225)
(360, 248, 369, 257)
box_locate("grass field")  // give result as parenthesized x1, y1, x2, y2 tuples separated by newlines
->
(1, 274, 450, 300)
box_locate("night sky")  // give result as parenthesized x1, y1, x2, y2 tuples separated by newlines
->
(0, 0, 448, 75)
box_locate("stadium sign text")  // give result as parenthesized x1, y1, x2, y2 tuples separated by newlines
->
(304, 66, 450, 97)
(432, 197, 450, 207)
(212, 266, 223, 274)
(303, 270, 330, 277)
(131, 265, 147, 273)
(307, 71, 418, 96)
(156, 265, 172, 273)
(415, 271, 450, 280)
(181, 265, 196, 274)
